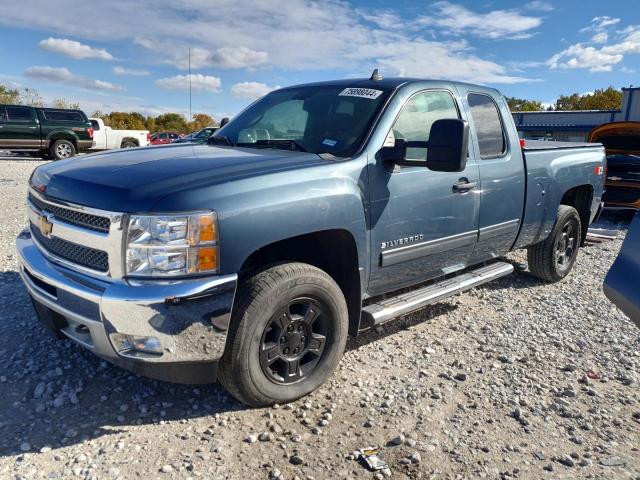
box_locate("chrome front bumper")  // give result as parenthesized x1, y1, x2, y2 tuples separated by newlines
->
(16, 228, 237, 383)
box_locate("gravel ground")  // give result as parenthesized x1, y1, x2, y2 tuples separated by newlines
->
(0, 159, 639, 480)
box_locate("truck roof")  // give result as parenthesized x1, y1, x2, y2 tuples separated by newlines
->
(281, 77, 499, 95)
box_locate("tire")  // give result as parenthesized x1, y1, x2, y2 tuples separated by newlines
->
(121, 141, 137, 148)
(50, 139, 76, 160)
(527, 205, 582, 282)
(219, 262, 348, 407)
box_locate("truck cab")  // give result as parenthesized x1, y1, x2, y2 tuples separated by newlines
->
(16, 76, 605, 407)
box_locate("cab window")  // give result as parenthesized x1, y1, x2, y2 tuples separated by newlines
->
(389, 90, 459, 161)
(6, 106, 33, 122)
(467, 93, 506, 159)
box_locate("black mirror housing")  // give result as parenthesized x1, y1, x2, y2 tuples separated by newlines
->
(426, 119, 469, 173)
(380, 138, 407, 163)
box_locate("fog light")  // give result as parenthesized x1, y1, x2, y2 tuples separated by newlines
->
(111, 333, 163, 356)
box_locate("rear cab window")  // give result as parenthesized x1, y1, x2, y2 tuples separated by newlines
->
(6, 106, 34, 122)
(90, 119, 100, 130)
(467, 93, 506, 159)
(41, 109, 86, 122)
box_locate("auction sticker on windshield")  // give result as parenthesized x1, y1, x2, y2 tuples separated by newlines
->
(339, 88, 383, 99)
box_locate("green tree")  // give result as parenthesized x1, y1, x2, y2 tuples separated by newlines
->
(554, 86, 623, 111)
(188, 113, 216, 132)
(0, 84, 20, 104)
(506, 97, 543, 112)
(145, 116, 157, 133)
(154, 113, 189, 133)
(52, 98, 80, 109)
(102, 112, 147, 130)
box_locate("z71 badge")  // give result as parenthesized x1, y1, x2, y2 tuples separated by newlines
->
(381, 234, 424, 249)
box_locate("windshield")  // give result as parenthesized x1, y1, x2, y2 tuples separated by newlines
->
(213, 85, 392, 157)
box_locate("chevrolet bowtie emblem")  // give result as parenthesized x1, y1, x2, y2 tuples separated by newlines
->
(38, 214, 54, 237)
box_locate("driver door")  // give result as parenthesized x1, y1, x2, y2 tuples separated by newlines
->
(367, 89, 480, 295)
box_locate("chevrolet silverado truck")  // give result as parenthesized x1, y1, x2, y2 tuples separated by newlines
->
(0, 104, 94, 160)
(16, 75, 605, 407)
(89, 117, 150, 151)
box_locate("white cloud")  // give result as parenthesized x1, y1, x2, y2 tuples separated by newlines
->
(417, 1, 542, 40)
(24, 66, 125, 91)
(174, 46, 268, 69)
(525, 1, 554, 12)
(156, 74, 222, 92)
(591, 32, 608, 44)
(38, 37, 113, 60)
(549, 26, 640, 72)
(231, 82, 278, 100)
(112, 66, 149, 76)
(1, 0, 536, 84)
(580, 16, 620, 33)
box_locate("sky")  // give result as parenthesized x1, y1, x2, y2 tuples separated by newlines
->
(0, 0, 638, 120)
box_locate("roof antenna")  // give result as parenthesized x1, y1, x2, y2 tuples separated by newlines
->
(370, 68, 383, 81)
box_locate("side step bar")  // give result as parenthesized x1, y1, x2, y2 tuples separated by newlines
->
(360, 262, 514, 329)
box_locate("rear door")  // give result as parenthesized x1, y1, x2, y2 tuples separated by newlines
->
(460, 90, 525, 263)
(2, 106, 40, 148)
(367, 89, 481, 295)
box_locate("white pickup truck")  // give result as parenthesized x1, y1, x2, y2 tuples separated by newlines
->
(89, 118, 150, 151)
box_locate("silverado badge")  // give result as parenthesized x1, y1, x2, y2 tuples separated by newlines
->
(381, 234, 424, 249)
(38, 214, 54, 238)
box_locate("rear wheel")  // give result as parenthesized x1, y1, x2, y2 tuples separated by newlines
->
(121, 141, 137, 148)
(219, 263, 348, 407)
(527, 205, 582, 282)
(50, 139, 75, 160)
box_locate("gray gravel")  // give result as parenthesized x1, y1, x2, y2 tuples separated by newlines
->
(1, 159, 639, 479)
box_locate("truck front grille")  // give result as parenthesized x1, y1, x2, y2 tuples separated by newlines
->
(31, 222, 109, 272)
(28, 192, 111, 233)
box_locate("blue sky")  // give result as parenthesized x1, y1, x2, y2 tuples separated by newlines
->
(0, 0, 638, 120)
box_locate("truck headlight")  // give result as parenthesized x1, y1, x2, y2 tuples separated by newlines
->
(125, 212, 219, 277)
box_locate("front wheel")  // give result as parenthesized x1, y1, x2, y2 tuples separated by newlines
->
(527, 205, 582, 282)
(218, 263, 348, 407)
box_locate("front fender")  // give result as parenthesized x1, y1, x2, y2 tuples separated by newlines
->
(152, 158, 370, 278)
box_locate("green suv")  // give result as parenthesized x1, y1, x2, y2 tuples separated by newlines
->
(0, 105, 94, 160)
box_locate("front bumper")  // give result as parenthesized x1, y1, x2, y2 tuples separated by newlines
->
(16, 228, 237, 383)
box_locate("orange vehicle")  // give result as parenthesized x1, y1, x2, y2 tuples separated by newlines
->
(588, 121, 640, 210)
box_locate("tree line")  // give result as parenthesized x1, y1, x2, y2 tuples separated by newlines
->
(0, 84, 216, 133)
(1, 82, 628, 129)
(506, 86, 624, 112)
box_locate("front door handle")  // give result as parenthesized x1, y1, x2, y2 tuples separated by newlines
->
(453, 179, 477, 193)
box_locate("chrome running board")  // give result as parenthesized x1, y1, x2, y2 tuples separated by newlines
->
(361, 262, 514, 328)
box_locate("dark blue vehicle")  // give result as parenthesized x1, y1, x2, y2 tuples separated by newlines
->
(17, 75, 606, 406)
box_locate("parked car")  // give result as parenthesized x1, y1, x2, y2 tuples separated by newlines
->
(17, 75, 605, 407)
(89, 118, 150, 151)
(172, 127, 218, 144)
(0, 104, 93, 160)
(604, 211, 640, 329)
(588, 121, 640, 210)
(150, 131, 180, 145)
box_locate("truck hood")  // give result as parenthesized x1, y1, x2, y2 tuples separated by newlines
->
(31, 144, 327, 211)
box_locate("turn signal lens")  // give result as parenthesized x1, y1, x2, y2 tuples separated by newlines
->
(199, 215, 216, 242)
(197, 247, 218, 271)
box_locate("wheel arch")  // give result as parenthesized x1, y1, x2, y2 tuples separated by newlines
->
(237, 229, 362, 336)
(120, 137, 139, 147)
(559, 184, 593, 245)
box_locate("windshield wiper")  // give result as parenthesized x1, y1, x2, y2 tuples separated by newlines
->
(252, 139, 308, 152)
(207, 135, 235, 146)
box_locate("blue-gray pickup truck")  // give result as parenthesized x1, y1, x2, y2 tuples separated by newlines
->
(17, 75, 606, 406)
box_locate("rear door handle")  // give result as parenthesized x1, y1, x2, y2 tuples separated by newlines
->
(453, 179, 477, 193)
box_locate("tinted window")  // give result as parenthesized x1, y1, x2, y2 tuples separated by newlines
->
(42, 109, 85, 122)
(90, 120, 100, 130)
(169, 133, 179, 139)
(159, 133, 168, 139)
(0, 107, 6, 121)
(467, 93, 506, 158)
(6, 106, 33, 122)
(389, 90, 459, 160)
(597, 135, 640, 152)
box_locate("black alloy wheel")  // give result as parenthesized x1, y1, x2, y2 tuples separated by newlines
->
(259, 298, 328, 384)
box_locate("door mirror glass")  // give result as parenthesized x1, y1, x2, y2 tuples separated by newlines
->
(426, 118, 469, 172)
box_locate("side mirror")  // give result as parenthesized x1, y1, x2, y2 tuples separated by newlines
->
(426, 119, 469, 172)
(379, 138, 408, 163)
(219, 117, 230, 128)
